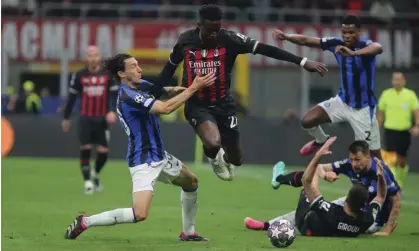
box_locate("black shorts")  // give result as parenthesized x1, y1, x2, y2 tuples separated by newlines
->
(184, 97, 239, 145)
(384, 129, 411, 157)
(295, 190, 325, 236)
(78, 117, 109, 147)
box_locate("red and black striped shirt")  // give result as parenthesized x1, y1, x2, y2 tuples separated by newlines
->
(63, 67, 119, 119)
(169, 28, 259, 104)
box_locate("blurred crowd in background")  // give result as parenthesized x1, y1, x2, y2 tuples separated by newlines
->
(2, 0, 418, 121)
(2, 0, 419, 25)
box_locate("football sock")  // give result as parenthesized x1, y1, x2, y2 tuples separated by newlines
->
(398, 165, 409, 189)
(83, 208, 136, 227)
(304, 126, 328, 144)
(95, 152, 108, 174)
(80, 149, 91, 181)
(181, 188, 198, 235)
(93, 152, 108, 186)
(204, 146, 219, 159)
(394, 165, 403, 188)
(276, 171, 304, 187)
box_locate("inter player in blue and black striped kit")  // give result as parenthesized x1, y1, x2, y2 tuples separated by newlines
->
(273, 15, 383, 158)
(64, 54, 216, 241)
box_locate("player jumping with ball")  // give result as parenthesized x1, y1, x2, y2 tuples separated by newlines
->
(64, 54, 216, 241)
(273, 15, 383, 158)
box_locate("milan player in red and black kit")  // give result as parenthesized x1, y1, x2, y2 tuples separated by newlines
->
(62, 46, 119, 194)
(157, 5, 328, 181)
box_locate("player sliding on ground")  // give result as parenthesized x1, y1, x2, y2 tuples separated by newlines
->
(273, 15, 383, 158)
(245, 140, 400, 235)
(249, 137, 386, 237)
(157, 4, 328, 181)
(64, 54, 216, 241)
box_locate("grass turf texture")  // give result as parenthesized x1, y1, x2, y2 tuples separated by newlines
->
(2, 157, 419, 251)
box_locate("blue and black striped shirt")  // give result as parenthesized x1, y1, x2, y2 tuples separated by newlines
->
(117, 80, 165, 167)
(320, 37, 377, 109)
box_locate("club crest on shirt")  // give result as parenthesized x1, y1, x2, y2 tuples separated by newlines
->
(135, 94, 145, 103)
(402, 103, 408, 110)
(214, 48, 219, 57)
(191, 118, 197, 126)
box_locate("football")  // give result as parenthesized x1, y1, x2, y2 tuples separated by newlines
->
(267, 220, 296, 248)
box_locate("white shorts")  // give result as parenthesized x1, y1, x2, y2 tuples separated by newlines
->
(319, 96, 381, 150)
(129, 151, 183, 193)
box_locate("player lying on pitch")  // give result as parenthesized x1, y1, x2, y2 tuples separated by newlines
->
(249, 137, 386, 237)
(64, 54, 216, 241)
(245, 140, 400, 236)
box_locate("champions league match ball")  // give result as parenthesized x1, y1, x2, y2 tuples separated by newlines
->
(267, 220, 296, 248)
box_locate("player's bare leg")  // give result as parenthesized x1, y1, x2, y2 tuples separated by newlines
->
(80, 144, 94, 194)
(196, 121, 230, 180)
(91, 145, 109, 192)
(64, 190, 151, 239)
(299, 106, 331, 156)
(171, 166, 209, 241)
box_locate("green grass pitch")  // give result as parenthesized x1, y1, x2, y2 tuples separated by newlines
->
(2, 157, 419, 251)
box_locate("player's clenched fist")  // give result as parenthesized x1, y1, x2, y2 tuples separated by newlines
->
(272, 29, 289, 41)
(191, 72, 216, 89)
(324, 172, 340, 183)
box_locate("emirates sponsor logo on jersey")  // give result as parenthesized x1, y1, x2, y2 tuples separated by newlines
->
(189, 60, 221, 75)
(84, 86, 105, 96)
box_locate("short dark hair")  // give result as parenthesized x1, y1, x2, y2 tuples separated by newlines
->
(346, 183, 369, 214)
(103, 53, 132, 80)
(341, 15, 361, 28)
(348, 140, 370, 155)
(199, 4, 222, 21)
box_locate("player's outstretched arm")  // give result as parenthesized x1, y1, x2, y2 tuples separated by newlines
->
(163, 86, 187, 98)
(157, 61, 178, 89)
(254, 43, 328, 76)
(150, 73, 216, 115)
(302, 137, 337, 202)
(155, 38, 184, 90)
(272, 29, 321, 48)
(353, 42, 383, 56)
(316, 164, 339, 183)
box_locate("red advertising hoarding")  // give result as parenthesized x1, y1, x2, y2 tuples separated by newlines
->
(1, 19, 413, 68)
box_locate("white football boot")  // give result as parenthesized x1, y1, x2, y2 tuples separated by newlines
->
(209, 148, 231, 181)
(84, 180, 94, 195)
(90, 169, 103, 192)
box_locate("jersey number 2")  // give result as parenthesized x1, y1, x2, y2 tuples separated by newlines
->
(365, 131, 371, 141)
